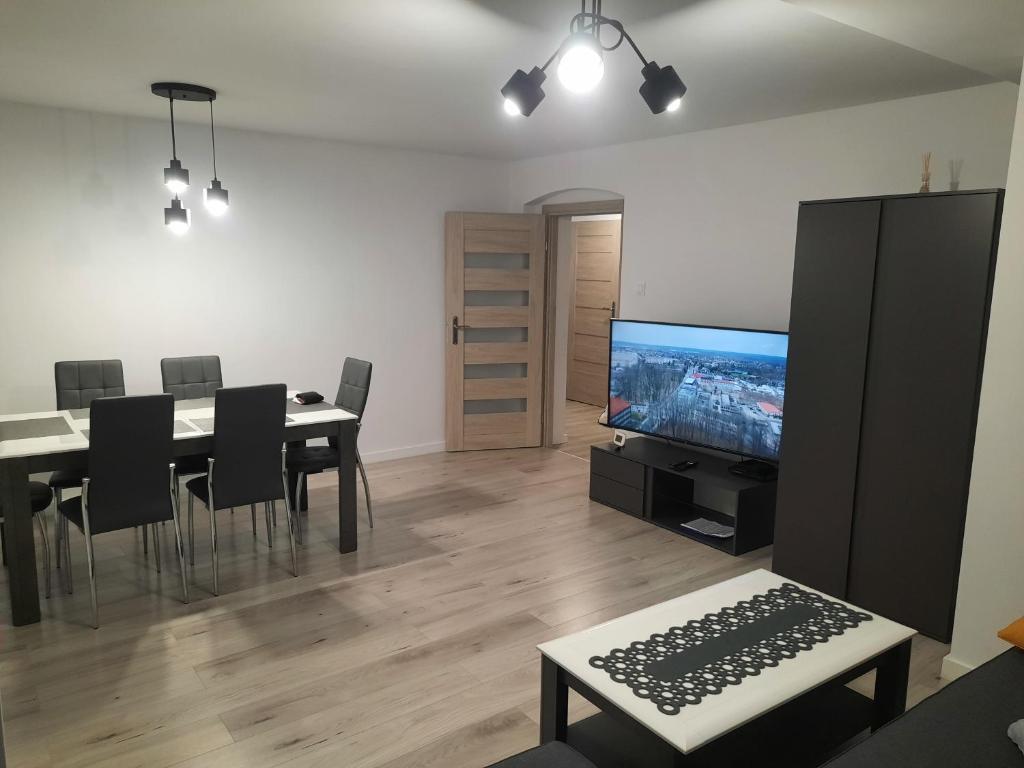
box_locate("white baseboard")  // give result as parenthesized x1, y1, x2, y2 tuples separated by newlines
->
(360, 441, 445, 464)
(940, 653, 974, 681)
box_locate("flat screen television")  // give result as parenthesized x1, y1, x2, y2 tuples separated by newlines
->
(607, 319, 788, 462)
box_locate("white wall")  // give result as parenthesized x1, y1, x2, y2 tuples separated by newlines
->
(0, 100, 508, 461)
(509, 83, 1019, 331)
(945, 78, 1024, 677)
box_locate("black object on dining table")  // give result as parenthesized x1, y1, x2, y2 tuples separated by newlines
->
(293, 391, 324, 405)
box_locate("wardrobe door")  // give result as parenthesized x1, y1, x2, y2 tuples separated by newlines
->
(773, 199, 881, 597)
(847, 192, 1001, 640)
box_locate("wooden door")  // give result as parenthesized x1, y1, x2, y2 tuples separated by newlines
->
(445, 212, 546, 450)
(567, 219, 621, 406)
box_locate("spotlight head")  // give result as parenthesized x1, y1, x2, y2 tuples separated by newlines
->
(164, 158, 190, 195)
(500, 66, 547, 117)
(165, 197, 190, 235)
(639, 61, 687, 115)
(558, 34, 605, 93)
(204, 179, 229, 216)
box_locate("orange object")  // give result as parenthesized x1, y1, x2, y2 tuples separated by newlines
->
(997, 617, 1024, 649)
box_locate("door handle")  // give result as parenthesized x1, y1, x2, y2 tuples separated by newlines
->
(452, 316, 471, 344)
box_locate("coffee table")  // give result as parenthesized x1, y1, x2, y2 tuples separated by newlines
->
(537, 569, 914, 766)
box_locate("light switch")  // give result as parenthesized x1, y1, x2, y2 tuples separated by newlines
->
(636, 281, 647, 296)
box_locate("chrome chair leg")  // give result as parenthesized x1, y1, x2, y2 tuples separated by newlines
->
(356, 448, 373, 529)
(272, 501, 277, 527)
(81, 480, 98, 628)
(264, 502, 273, 548)
(188, 492, 195, 566)
(168, 472, 189, 605)
(250, 504, 256, 537)
(36, 509, 51, 599)
(209, 505, 219, 596)
(152, 523, 161, 573)
(54, 488, 63, 570)
(207, 465, 219, 596)
(63, 513, 73, 595)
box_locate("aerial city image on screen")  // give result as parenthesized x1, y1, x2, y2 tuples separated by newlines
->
(608, 321, 788, 461)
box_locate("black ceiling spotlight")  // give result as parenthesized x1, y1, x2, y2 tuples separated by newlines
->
(500, 0, 687, 117)
(640, 62, 687, 114)
(151, 82, 224, 233)
(501, 66, 547, 117)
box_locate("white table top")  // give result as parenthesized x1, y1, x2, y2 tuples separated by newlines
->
(538, 568, 915, 754)
(0, 392, 357, 460)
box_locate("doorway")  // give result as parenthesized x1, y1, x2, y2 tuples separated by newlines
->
(540, 199, 624, 452)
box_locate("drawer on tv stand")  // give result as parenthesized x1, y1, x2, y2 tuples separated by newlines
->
(590, 446, 645, 489)
(590, 474, 644, 518)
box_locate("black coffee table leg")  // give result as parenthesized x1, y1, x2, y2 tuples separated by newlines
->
(540, 656, 568, 743)
(871, 638, 911, 730)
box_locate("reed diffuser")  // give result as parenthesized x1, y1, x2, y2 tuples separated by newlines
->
(919, 152, 932, 193)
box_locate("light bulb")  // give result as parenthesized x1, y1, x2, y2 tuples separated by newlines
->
(164, 197, 190, 235)
(204, 180, 229, 216)
(666, 98, 682, 113)
(557, 36, 604, 94)
(503, 98, 522, 116)
(167, 218, 190, 236)
(163, 158, 189, 195)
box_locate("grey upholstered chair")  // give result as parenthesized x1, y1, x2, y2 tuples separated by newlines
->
(160, 356, 223, 401)
(185, 384, 296, 595)
(161, 354, 224, 477)
(50, 359, 127, 573)
(286, 357, 374, 530)
(56, 394, 188, 627)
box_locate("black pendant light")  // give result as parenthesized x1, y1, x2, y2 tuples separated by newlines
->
(204, 99, 229, 216)
(151, 82, 225, 233)
(164, 197, 190, 236)
(500, 0, 687, 117)
(162, 95, 189, 196)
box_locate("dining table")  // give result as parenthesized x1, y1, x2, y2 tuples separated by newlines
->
(0, 393, 359, 625)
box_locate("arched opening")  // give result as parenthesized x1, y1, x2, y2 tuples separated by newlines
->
(528, 188, 626, 452)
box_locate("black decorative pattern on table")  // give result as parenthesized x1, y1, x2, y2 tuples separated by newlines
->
(588, 583, 873, 715)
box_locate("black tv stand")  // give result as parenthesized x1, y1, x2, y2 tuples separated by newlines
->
(729, 459, 779, 482)
(589, 437, 777, 555)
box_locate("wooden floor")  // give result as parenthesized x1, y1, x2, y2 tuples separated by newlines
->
(0, 447, 948, 767)
(558, 400, 609, 459)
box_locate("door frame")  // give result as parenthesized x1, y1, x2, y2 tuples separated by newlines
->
(540, 199, 625, 448)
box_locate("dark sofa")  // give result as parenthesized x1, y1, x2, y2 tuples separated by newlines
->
(825, 647, 1024, 767)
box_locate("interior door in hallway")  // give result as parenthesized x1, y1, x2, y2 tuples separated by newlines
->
(567, 218, 621, 406)
(445, 212, 546, 450)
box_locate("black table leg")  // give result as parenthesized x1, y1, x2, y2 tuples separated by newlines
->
(540, 655, 569, 743)
(0, 458, 41, 625)
(871, 638, 911, 730)
(337, 419, 357, 554)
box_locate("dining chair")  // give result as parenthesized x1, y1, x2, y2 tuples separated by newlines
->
(185, 384, 296, 595)
(0, 482, 54, 597)
(56, 394, 188, 628)
(160, 355, 223, 401)
(287, 358, 373, 534)
(50, 359, 128, 571)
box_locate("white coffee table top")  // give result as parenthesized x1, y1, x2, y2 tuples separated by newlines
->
(538, 568, 915, 754)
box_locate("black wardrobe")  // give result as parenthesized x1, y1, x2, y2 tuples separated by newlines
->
(773, 189, 1003, 642)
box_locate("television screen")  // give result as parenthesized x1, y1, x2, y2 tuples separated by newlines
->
(608, 320, 788, 461)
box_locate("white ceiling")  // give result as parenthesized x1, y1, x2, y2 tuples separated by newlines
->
(0, 0, 1019, 159)
(786, 0, 1024, 83)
